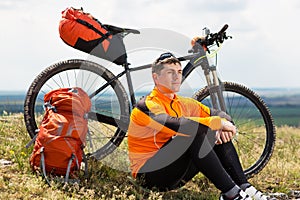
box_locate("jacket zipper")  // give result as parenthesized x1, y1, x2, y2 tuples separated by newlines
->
(170, 100, 178, 117)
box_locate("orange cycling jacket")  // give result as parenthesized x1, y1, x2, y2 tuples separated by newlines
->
(128, 87, 224, 178)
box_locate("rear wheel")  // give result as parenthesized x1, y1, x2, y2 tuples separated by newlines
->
(24, 59, 130, 160)
(193, 81, 276, 178)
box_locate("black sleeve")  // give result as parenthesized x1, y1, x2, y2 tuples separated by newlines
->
(136, 96, 208, 136)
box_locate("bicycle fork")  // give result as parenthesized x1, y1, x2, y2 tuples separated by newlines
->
(204, 66, 226, 112)
(191, 45, 227, 112)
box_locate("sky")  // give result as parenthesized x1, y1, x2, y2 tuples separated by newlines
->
(1, 0, 300, 92)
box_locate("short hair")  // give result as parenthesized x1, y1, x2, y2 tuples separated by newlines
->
(152, 52, 181, 74)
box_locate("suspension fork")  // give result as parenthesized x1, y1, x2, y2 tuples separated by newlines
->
(205, 66, 226, 112)
(189, 44, 226, 112)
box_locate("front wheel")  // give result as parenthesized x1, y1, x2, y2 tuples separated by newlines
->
(193, 81, 276, 178)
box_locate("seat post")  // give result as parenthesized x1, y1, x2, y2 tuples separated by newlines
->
(124, 62, 136, 107)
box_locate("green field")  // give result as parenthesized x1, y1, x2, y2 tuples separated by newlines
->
(269, 106, 300, 127)
(0, 114, 299, 199)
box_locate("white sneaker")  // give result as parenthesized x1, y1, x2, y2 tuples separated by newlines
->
(245, 186, 270, 200)
(220, 190, 252, 200)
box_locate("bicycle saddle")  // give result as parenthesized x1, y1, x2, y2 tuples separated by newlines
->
(103, 24, 140, 35)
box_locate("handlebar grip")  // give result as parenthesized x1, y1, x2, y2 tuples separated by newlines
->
(218, 24, 228, 34)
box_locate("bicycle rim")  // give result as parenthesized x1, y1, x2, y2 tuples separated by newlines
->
(193, 81, 276, 178)
(24, 59, 130, 160)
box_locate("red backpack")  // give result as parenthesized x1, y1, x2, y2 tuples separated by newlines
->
(29, 87, 91, 184)
(59, 7, 127, 65)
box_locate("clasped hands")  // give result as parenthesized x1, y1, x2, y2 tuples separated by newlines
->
(215, 120, 236, 145)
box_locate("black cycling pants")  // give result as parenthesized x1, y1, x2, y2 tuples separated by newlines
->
(136, 121, 248, 192)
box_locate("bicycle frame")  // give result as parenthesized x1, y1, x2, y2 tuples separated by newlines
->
(90, 44, 227, 113)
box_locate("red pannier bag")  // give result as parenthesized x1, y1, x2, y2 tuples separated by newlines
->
(59, 7, 127, 65)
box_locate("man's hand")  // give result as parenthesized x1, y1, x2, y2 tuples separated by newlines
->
(215, 120, 236, 145)
(191, 36, 205, 46)
(191, 36, 208, 52)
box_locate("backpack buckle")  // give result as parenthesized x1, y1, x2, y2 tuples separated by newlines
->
(44, 101, 57, 112)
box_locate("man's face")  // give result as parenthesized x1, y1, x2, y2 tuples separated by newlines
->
(153, 63, 182, 93)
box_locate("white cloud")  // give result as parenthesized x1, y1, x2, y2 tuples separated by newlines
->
(0, 0, 300, 91)
(0, 0, 25, 10)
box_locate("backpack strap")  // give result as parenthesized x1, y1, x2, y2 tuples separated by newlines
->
(40, 147, 51, 186)
(65, 154, 75, 183)
(82, 150, 88, 178)
(25, 131, 39, 148)
(40, 151, 82, 185)
(76, 18, 111, 43)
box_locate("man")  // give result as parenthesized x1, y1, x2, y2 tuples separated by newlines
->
(128, 52, 269, 200)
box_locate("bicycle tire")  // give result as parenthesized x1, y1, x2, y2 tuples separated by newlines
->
(193, 81, 276, 178)
(24, 59, 130, 160)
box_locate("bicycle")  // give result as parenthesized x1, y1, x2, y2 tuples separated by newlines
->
(24, 24, 275, 178)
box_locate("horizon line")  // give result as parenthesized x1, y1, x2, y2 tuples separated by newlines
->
(0, 87, 300, 96)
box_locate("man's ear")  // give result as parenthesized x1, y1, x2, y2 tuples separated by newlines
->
(152, 73, 158, 81)
(152, 73, 159, 85)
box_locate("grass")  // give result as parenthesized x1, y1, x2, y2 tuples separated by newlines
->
(0, 114, 299, 199)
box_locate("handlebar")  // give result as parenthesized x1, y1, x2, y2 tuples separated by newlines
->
(189, 24, 232, 54)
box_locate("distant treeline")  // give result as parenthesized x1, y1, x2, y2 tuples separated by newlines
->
(262, 95, 300, 106)
(0, 94, 25, 114)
